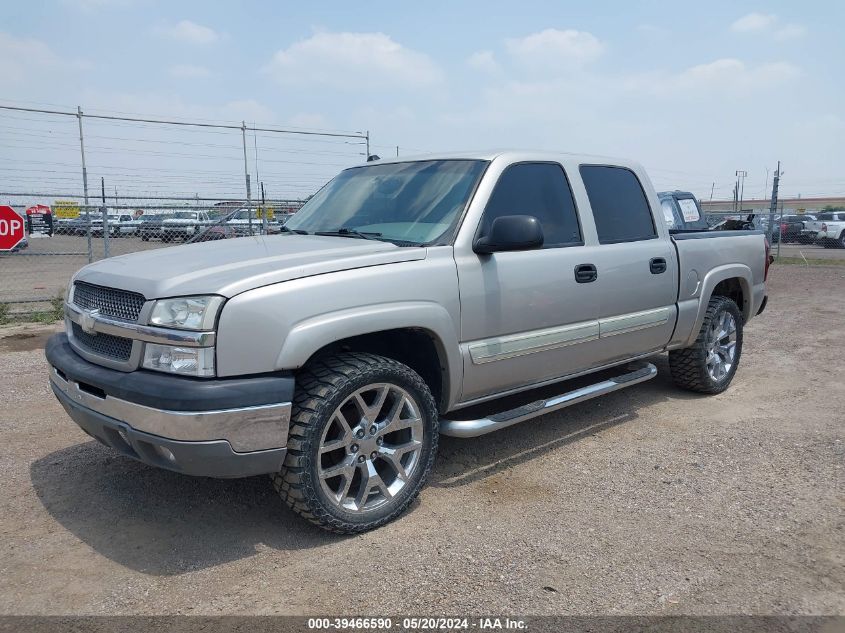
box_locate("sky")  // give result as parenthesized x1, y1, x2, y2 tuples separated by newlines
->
(1, 0, 843, 202)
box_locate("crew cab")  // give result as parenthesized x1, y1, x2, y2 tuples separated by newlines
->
(805, 210, 845, 248)
(45, 151, 770, 533)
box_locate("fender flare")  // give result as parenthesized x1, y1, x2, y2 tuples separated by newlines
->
(276, 301, 463, 410)
(684, 264, 753, 347)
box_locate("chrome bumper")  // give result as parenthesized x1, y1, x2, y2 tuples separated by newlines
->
(50, 367, 291, 453)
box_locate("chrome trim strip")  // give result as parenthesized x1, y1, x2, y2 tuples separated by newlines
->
(441, 362, 657, 438)
(466, 306, 673, 366)
(598, 306, 672, 338)
(468, 321, 599, 365)
(66, 302, 216, 347)
(50, 367, 290, 452)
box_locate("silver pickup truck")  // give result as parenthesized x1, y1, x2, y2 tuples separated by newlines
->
(45, 151, 770, 533)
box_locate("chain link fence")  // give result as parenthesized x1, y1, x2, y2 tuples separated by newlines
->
(0, 196, 304, 317)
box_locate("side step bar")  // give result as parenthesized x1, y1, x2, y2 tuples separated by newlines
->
(439, 362, 658, 438)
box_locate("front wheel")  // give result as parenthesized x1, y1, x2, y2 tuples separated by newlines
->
(669, 295, 743, 394)
(272, 353, 439, 534)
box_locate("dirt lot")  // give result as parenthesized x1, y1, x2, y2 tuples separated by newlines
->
(0, 263, 842, 616)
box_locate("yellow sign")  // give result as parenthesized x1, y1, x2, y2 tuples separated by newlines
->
(257, 206, 275, 220)
(54, 200, 81, 219)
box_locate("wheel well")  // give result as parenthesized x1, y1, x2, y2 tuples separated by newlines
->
(303, 328, 447, 411)
(712, 278, 746, 319)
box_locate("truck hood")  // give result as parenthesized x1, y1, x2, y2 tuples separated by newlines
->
(75, 234, 426, 299)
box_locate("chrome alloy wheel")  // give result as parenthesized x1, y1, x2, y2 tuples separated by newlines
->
(706, 310, 738, 382)
(317, 383, 424, 513)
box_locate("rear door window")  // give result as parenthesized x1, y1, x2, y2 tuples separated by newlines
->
(580, 165, 657, 243)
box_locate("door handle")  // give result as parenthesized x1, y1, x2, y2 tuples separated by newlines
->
(574, 263, 598, 283)
(650, 257, 667, 274)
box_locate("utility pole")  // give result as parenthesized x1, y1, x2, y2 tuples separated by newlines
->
(261, 181, 267, 234)
(736, 170, 747, 215)
(768, 161, 781, 246)
(365, 130, 370, 160)
(77, 106, 93, 263)
(396, 145, 399, 158)
(709, 182, 715, 202)
(101, 177, 110, 258)
(241, 121, 253, 235)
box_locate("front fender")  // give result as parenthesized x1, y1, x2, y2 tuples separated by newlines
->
(277, 301, 463, 410)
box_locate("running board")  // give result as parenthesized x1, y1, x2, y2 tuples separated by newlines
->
(439, 362, 658, 438)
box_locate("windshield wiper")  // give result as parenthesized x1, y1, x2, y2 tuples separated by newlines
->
(314, 227, 383, 241)
(279, 225, 309, 235)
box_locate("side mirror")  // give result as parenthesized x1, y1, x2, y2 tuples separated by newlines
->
(473, 215, 544, 255)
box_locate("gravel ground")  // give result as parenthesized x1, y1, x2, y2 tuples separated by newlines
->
(0, 263, 842, 616)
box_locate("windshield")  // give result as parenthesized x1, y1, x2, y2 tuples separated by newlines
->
(171, 212, 198, 220)
(286, 159, 488, 245)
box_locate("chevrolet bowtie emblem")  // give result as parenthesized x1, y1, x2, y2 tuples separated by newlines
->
(80, 308, 99, 335)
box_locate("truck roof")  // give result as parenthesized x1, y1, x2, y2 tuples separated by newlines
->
(364, 150, 645, 172)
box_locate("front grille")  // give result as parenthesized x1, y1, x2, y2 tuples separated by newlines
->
(71, 322, 133, 361)
(73, 281, 145, 322)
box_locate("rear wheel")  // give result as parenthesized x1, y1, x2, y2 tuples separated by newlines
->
(272, 352, 438, 534)
(669, 296, 743, 394)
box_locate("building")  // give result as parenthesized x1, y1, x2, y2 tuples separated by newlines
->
(701, 196, 845, 216)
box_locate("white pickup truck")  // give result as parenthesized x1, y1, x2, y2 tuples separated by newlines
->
(46, 151, 770, 533)
(805, 210, 845, 248)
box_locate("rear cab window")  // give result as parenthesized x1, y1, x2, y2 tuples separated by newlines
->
(579, 165, 657, 243)
(480, 162, 582, 248)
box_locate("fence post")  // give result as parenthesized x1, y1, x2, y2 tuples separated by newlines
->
(77, 106, 93, 263)
(241, 121, 253, 235)
(101, 177, 110, 258)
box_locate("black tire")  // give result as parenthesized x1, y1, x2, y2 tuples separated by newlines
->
(668, 295, 743, 394)
(272, 352, 439, 534)
(839, 232, 845, 249)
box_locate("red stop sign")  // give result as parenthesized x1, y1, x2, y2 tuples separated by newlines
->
(0, 205, 25, 251)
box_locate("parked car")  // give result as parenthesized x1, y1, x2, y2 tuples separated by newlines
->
(57, 215, 95, 236)
(226, 208, 281, 236)
(804, 211, 845, 248)
(772, 214, 814, 243)
(139, 213, 170, 241)
(47, 150, 769, 534)
(657, 191, 710, 231)
(195, 224, 237, 241)
(160, 210, 211, 242)
(88, 213, 140, 238)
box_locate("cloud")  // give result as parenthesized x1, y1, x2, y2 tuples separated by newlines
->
(773, 23, 807, 40)
(264, 31, 442, 90)
(624, 58, 800, 95)
(731, 12, 777, 32)
(0, 32, 90, 82)
(168, 64, 211, 78)
(730, 13, 806, 39)
(505, 29, 603, 71)
(677, 58, 799, 88)
(154, 20, 220, 44)
(467, 50, 499, 74)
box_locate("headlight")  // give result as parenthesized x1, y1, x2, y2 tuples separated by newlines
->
(149, 295, 223, 330)
(143, 344, 215, 377)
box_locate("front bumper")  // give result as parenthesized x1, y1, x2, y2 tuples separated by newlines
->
(46, 333, 293, 478)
